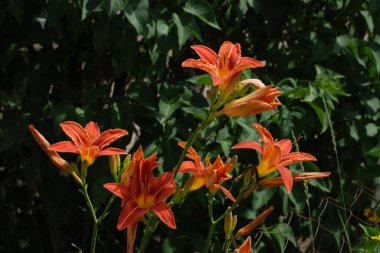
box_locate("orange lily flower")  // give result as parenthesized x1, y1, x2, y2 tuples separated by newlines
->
(28, 124, 82, 185)
(182, 41, 264, 94)
(234, 236, 251, 253)
(104, 150, 176, 230)
(216, 84, 282, 117)
(178, 142, 236, 201)
(232, 123, 317, 192)
(48, 121, 129, 166)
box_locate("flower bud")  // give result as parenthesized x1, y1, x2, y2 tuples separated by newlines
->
(224, 209, 238, 239)
(235, 206, 274, 238)
(109, 154, 121, 176)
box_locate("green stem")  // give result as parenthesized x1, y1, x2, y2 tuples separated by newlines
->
(203, 222, 216, 253)
(203, 193, 243, 253)
(320, 88, 351, 252)
(137, 216, 160, 253)
(81, 178, 116, 253)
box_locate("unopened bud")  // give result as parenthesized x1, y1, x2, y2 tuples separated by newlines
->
(235, 206, 274, 238)
(243, 165, 255, 190)
(224, 209, 238, 239)
(109, 154, 121, 176)
(183, 175, 196, 193)
(122, 154, 132, 172)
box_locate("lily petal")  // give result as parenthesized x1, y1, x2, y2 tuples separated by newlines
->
(279, 152, 317, 166)
(48, 141, 79, 153)
(104, 183, 131, 200)
(60, 121, 88, 146)
(278, 139, 292, 155)
(85, 121, 100, 140)
(94, 128, 129, 149)
(278, 166, 293, 192)
(191, 45, 217, 65)
(232, 141, 263, 153)
(151, 202, 176, 229)
(117, 201, 147, 231)
(253, 123, 274, 144)
(97, 147, 127, 156)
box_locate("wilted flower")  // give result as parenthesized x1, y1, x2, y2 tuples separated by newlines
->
(48, 121, 128, 166)
(233, 123, 317, 192)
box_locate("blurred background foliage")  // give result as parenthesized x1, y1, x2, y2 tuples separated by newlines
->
(1, 0, 380, 252)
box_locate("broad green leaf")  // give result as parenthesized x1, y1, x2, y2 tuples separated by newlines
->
(365, 123, 378, 137)
(123, 0, 149, 34)
(156, 19, 169, 38)
(360, 10, 374, 34)
(309, 101, 328, 133)
(172, 13, 192, 48)
(185, 74, 212, 86)
(106, 0, 126, 16)
(367, 143, 380, 157)
(183, 0, 221, 30)
(81, 0, 104, 20)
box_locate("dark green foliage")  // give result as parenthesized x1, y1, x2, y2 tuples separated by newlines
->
(1, 0, 379, 252)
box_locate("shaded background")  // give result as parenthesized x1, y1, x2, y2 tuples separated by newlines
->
(1, 0, 380, 252)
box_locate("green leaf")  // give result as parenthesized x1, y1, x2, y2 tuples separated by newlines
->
(172, 13, 192, 48)
(106, 0, 126, 16)
(270, 223, 297, 250)
(185, 74, 213, 87)
(360, 10, 374, 34)
(367, 143, 380, 157)
(309, 101, 328, 133)
(81, 0, 104, 20)
(123, 0, 149, 34)
(365, 123, 378, 137)
(183, 0, 221, 30)
(156, 19, 169, 38)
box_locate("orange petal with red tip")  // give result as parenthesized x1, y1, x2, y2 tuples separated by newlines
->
(278, 166, 293, 192)
(191, 45, 217, 65)
(151, 202, 176, 229)
(60, 121, 88, 146)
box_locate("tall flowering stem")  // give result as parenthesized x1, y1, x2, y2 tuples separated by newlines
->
(80, 176, 117, 253)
